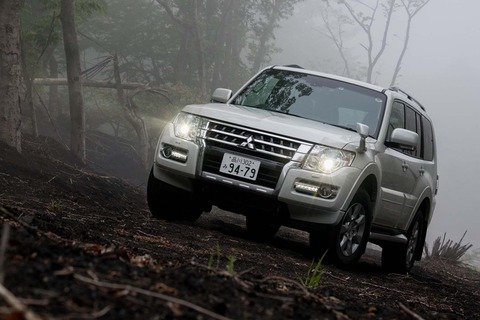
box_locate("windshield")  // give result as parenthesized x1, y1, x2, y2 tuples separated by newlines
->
(233, 69, 386, 138)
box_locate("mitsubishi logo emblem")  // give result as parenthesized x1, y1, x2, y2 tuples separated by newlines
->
(239, 135, 256, 150)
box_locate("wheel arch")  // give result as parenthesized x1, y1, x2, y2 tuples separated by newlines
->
(414, 197, 431, 261)
(358, 174, 378, 204)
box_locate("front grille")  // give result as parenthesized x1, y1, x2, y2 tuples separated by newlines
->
(201, 120, 308, 189)
(205, 121, 302, 160)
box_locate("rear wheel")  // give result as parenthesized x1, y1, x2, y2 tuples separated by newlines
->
(382, 210, 424, 273)
(329, 189, 372, 267)
(147, 167, 203, 222)
(245, 215, 280, 242)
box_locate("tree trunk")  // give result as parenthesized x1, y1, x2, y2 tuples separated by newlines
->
(60, 0, 86, 164)
(173, 30, 189, 84)
(0, 0, 24, 153)
(45, 45, 61, 118)
(20, 43, 38, 138)
(191, 1, 207, 95)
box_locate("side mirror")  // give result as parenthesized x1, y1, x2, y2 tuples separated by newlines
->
(389, 128, 418, 151)
(211, 88, 232, 103)
(356, 123, 369, 153)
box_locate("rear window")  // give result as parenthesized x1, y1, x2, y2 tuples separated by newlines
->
(422, 117, 435, 161)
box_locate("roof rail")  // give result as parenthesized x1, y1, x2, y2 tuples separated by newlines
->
(283, 64, 304, 69)
(389, 86, 426, 111)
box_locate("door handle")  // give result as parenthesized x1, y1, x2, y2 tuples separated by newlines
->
(419, 167, 425, 176)
(402, 162, 409, 172)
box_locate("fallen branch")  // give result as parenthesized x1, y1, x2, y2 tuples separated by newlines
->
(74, 273, 231, 320)
(360, 280, 406, 295)
(398, 302, 425, 320)
(443, 269, 480, 283)
(0, 206, 39, 234)
(0, 283, 43, 320)
(33, 78, 171, 103)
(33, 78, 155, 91)
(63, 305, 112, 319)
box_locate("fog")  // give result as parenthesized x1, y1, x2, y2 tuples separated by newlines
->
(271, 0, 480, 252)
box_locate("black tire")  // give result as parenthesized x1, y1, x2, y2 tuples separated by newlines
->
(382, 210, 424, 274)
(329, 189, 372, 267)
(147, 167, 203, 222)
(245, 215, 280, 242)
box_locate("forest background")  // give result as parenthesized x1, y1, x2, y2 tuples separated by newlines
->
(2, 0, 480, 267)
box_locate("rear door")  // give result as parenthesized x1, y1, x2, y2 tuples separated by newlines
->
(396, 114, 436, 230)
(375, 101, 413, 227)
(395, 106, 424, 229)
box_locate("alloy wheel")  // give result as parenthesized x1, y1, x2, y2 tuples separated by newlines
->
(339, 203, 366, 257)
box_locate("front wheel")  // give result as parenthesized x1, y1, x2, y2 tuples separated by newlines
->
(382, 210, 424, 274)
(329, 189, 372, 267)
(147, 167, 203, 222)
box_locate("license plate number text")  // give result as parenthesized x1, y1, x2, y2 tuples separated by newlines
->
(219, 153, 260, 181)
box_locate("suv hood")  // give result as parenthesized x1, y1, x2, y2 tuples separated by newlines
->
(183, 103, 362, 149)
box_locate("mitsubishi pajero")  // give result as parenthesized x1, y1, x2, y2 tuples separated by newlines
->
(147, 65, 438, 273)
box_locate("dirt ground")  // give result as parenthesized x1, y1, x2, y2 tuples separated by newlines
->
(1, 134, 479, 320)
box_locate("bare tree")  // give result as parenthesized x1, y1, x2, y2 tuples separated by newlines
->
(318, 0, 430, 85)
(0, 0, 24, 153)
(319, 5, 353, 77)
(390, 0, 431, 86)
(60, 0, 86, 164)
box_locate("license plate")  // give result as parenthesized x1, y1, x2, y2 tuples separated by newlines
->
(219, 153, 261, 181)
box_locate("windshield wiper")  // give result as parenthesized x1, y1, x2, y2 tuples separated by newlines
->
(326, 123, 357, 133)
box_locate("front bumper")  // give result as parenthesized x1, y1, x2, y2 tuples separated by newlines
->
(153, 122, 363, 228)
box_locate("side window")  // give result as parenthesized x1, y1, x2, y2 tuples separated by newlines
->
(416, 113, 423, 158)
(387, 102, 405, 141)
(422, 117, 434, 161)
(405, 107, 416, 132)
(405, 106, 418, 157)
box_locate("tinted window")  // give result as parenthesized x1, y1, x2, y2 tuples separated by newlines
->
(422, 117, 434, 161)
(387, 102, 405, 142)
(405, 107, 416, 132)
(416, 113, 423, 158)
(405, 106, 418, 157)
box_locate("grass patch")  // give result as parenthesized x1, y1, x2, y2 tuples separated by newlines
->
(46, 199, 63, 212)
(207, 243, 236, 274)
(299, 252, 327, 289)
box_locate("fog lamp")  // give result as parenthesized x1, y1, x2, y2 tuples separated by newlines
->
(161, 145, 188, 163)
(318, 185, 338, 199)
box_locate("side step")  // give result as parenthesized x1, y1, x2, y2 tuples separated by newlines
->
(369, 232, 407, 245)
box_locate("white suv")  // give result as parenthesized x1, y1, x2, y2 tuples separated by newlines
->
(147, 65, 438, 273)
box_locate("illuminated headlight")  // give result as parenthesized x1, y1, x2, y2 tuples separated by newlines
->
(303, 145, 355, 174)
(173, 112, 201, 142)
